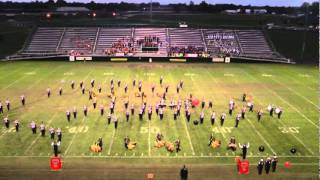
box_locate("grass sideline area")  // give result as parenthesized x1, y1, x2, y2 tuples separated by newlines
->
(0, 61, 318, 179)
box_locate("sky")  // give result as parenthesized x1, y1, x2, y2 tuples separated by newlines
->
(7, 0, 318, 6)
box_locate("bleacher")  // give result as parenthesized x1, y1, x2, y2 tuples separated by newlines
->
(134, 28, 168, 56)
(236, 30, 277, 58)
(169, 28, 205, 48)
(203, 29, 240, 56)
(25, 27, 64, 53)
(19, 27, 287, 62)
(58, 27, 98, 55)
(95, 28, 133, 55)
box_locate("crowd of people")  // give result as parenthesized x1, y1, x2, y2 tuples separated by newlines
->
(169, 46, 209, 57)
(136, 36, 162, 48)
(104, 37, 135, 56)
(208, 39, 240, 56)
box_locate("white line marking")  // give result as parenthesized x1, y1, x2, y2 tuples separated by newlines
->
(238, 70, 315, 155)
(247, 117, 276, 155)
(270, 77, 318, 109)
(1, 69, 38, 91)
(107, 129, 116, 155)
(64, 117, 86, 155)
(0, 155, 317, 158)
(64, 70, 93, 156)
(242, 70, 319, 129)
(27, 65, 62, 90)
(224, 73, 234, 77)
(23, 113, 58, 154)
(148, 120, 151, 157)
(205, 69, 278, 156)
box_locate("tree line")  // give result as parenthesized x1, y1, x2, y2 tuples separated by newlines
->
(0, 0, 318, 16)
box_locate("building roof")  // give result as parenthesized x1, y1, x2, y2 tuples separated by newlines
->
(56, 7, 90, 12)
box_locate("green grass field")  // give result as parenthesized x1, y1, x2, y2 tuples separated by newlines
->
(0, 61, 318, 179)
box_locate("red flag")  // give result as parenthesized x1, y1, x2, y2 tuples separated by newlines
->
(238, 159, 250, 174)
(50, 157, 62, 171)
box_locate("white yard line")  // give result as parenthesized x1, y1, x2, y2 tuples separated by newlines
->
(238, 70, 315, 155)
(64, 117, 86, 155)
(64, 70, 93, 156)
(23, 113, 58, 154)
(26, 65, 62, 90)
(0, 66, 28, 81)
(1, 74, 32, 91)
(205, 69, 278, 156)
(107, 129, 116, 155)
(276, 118, 315, 155)
(181, 114, 196, 156)
(246, 118, 276, 155)
(148, 120, 151, 157)
(270, 77, 318, 109)
(242, 70, 319, 129)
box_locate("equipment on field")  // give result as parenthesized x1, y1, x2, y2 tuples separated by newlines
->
(90, 144, 102, 152)
(259, 145, 265, 152)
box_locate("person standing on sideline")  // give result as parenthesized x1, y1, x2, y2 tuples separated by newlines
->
(265, 157, 272, 174)
(180, 165, 188, 180)
(239, 142, 250, 159)
(21, 95, 26, 106)
(257, 159, 264, 175)
(271, 155, 278, 172)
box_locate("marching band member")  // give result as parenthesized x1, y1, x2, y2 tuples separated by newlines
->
(30, 121, 37, 134)
(14, 119, 19, 132)
(235, 113, 241, 128)
(200, 110, 204, 124)
(257, 109, 263, 121)
(3, 117, 9, 128)
(47, 88, 51, 98)
(220, 112, 226, 126)
(210, 111, 216, 125)
(5, 99, 10, 111)
(21, 95, 25, 106)
(40, 121, 46, 137)
(267, 104, 274, 117)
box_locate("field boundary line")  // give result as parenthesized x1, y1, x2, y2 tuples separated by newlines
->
(270, 77, 318, 109)
(242, 70, 319, 129)
(0, 155, 318, 158)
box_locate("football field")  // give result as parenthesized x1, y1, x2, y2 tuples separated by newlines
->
(0, 61, 318, 179)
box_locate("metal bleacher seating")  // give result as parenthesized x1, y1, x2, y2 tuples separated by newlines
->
(169, 28, 205, 48)
(58, 27, 98, 54)
(134, 28, 168, 56)
(25, 27, 64, 53)
(236, 30, 277, 58)
(95, 28, 133, 55)
(19, 27, 287, 62)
